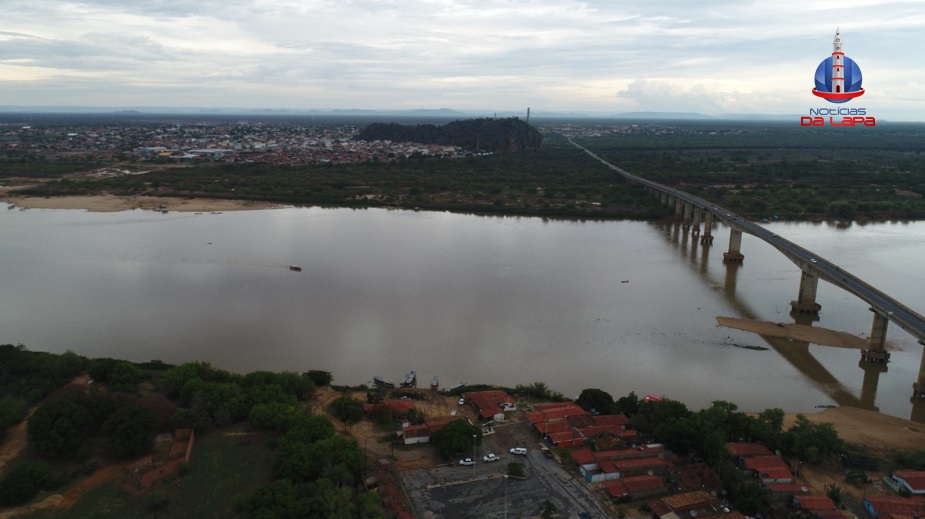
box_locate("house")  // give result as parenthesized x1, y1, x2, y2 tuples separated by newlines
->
(863, 496, 925, 518)
(605, 475, 667, 502)
(397, 418, 453, 445)
(571, 445, 674, 483)
(793, 495, 838, 513)
(766, 483, 809, 503)
(727, 442, 774, 459)
(463, 390, 516, 421)
(647, 490, 721, 519)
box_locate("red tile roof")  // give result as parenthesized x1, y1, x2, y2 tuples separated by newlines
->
(570, 448, 596, 465)
(623, 474, 667, 493)
(743, 456, 788, 470)
(464, 390, 515, 420)
(727, 442, 774, 458)
(795, 495, 837, 511)
(659, 490, 717, 511)
(605, 479, 629, 498)
(593, 414, 631, 427)
(614, 457, 673, 471)
(864, 497, 925, 516)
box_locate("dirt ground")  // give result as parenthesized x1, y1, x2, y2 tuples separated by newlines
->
(782, 406, 925, 501)
(311, 386, 474, 470)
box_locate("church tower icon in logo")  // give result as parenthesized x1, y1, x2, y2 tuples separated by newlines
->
(812, 28, 865, 103)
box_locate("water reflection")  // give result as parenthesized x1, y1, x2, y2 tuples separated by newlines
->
(649, 219, 922, 421)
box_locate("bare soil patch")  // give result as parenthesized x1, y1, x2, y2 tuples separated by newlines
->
(783, 406, 925, 501)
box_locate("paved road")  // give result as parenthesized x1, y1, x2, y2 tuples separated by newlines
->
(400, 421, 612, 518)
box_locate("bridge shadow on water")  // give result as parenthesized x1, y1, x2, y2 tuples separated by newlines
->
(650, 220, 925, 423)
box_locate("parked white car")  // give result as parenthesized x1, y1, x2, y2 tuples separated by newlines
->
(483, 453, 500, 462)
(459, 458, 475, 466)
(509, 447, 527, 456)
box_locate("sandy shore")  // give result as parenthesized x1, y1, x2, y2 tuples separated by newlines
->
(717, 316, 872, 349)
(2, 194, 284, 213)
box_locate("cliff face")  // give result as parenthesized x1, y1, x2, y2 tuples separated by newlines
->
(354, 117, 543, 153)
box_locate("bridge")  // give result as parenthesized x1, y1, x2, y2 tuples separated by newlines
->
(571, 140, 925, 398)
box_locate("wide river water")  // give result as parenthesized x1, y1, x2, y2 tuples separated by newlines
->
(2, 204, 925, 421)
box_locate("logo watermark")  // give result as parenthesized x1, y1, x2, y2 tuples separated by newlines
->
(801, 29, 874, 127)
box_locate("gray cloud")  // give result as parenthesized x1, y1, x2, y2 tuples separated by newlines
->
(2, 0, 923, 118)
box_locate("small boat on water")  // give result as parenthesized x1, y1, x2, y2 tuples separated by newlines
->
(289, 265, 302, 272)
(373, 376, 395, 388)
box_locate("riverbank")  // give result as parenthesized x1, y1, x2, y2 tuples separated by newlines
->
(1, 194, 283, 212)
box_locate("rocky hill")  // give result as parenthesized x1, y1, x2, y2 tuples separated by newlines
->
(354, 117, 543, 153)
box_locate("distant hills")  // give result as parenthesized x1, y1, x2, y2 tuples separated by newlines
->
(0, 105, 802, 121)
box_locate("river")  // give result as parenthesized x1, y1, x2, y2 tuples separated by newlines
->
(2, 203, 924, 421)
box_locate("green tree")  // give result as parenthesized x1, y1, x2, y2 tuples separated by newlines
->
(0, 461, 51, 506)
(236, 479, 304, 519)
(782, 414, 845, 462)
(248, 402, 302, 432)
(27, 398, 91, 459)
(430, 419, 482, 458)
(732, 481, 769, 515)
(102, 406, 157, 457)
(331, 394, 363, 424)
(576, 388, 616, 415)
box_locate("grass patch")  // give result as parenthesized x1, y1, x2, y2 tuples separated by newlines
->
(26, 432, 276, 519)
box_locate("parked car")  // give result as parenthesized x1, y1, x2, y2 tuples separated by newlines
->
(483, 453, 500, 462)
(458, 397, 465, 405)
(509, 447, 527, 456)
(541, 446, 553, 458)
(459, 458, 475, 466)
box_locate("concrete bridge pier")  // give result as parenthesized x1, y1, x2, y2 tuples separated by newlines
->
(682, 202, 692, 232)
(674, 198, 683, 220)
(859, 360, 886, 411)
(722, 229, 744, 263)
(691, 208, 701, 237)
(789, 271, 821, 314)
(914, 341, 925, 398)
(700, 212, 714, 245)
(861, 310, 891, 363)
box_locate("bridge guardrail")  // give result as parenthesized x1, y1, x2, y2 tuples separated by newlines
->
(572, 139, 925, 342)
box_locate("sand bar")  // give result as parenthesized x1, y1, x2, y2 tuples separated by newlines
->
(2, 194, 283, 213)
(717, 316, 872, 350)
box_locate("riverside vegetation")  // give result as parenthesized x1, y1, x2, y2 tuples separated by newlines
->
(5, 346, 925, 517)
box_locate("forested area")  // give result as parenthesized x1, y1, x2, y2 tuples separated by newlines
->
(0, 345, 386, 518)
(573, 121, 925, 221)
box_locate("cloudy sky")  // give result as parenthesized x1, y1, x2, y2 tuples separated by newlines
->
(2, 0, 924, 119)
